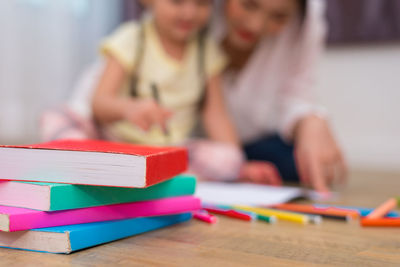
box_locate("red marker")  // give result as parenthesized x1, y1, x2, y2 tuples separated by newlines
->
(204, 207, 254, 221)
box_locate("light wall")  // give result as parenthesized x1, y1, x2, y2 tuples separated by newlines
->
(0, 0, 121, 144)
(318, 44, 400, 172)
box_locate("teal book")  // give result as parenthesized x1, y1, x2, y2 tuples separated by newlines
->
(0, 213, 192, 254)
(0, 175, 196, 211)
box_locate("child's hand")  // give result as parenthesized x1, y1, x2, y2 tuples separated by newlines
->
(239, 161, 283, 186)
(122, 99, 172, 132)
(294, 115, 347, 194)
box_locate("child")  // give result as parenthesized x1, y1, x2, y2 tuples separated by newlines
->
(91, 0, 245, 180)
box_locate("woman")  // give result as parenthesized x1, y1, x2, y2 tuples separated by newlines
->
(212, 0, 347, 194)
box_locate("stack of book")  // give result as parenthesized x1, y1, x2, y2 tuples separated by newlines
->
(0, 140, 200, 254)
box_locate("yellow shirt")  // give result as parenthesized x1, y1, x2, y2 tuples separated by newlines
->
(100, 19, 226, 146)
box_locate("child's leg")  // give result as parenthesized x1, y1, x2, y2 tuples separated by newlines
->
(244, 135, 300, 182)
(187, 140, 245, 182)
(40, 106, 99, 142)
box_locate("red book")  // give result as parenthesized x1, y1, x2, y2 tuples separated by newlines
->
(0, 139, 188, 188)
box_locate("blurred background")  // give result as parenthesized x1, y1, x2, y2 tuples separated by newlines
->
(0, 0, 399, 173)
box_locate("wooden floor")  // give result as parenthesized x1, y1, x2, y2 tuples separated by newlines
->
(1, 170, 400, 266)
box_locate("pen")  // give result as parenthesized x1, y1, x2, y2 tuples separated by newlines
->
(151, 83, 170, 138)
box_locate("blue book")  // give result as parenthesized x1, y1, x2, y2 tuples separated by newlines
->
(0, 213, 191, 254)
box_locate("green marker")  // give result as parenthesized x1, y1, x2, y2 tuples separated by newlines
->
(257, 214, 277, 224)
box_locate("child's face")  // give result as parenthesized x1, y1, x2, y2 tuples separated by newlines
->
(150, 0, 212, 42)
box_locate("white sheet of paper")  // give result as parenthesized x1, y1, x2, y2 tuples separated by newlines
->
(195, 182, 306, 206)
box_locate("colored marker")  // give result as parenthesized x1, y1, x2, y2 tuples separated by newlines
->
(203, 207, 255, 221)
(257, 214, 277, 224)
(272, 203, 359, 220)
(314, 204, 400, 218)
(269, 210, 321, 224)
(206, 204, 260, 221)
(278, 209, 349, 222)
(193, 210, 218, 224)
(367, 198, 398, 219)
(233, 205, 312, 225)
(309, 214, 323, 224)
(361, 218, 400, 227)
(206, 204, 276, 224)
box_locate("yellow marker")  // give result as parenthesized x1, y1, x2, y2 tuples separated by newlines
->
(234, 205, 311, 225)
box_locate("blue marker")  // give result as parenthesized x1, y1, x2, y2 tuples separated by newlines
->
(314, 204, 399, 218)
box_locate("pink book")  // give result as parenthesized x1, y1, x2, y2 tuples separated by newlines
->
(0, 196, 200, 232)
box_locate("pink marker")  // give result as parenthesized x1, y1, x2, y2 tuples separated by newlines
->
(193, 210, 218, 224)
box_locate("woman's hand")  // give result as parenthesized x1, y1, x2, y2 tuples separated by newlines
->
(294, 115, 347, 194)
(122, 99, 172, 132)
(239, 161, 283, 186)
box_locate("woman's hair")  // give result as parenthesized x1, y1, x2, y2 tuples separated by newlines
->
(298, 0, 307, 23)
(123, 0, 145, 21)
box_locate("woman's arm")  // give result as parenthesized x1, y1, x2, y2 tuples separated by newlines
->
(92, 57, 171, 131)
(277, 3, 347, 194)
(293, 115, 347, 194)
(202, 75, 282, 185)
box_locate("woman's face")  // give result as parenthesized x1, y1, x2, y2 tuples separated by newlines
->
(225, 0, 299, 50)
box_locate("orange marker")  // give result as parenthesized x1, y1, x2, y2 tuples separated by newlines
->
(361, 218, 400, 227)
(367, 198, 398, 219)
(272, 203, 359, 219)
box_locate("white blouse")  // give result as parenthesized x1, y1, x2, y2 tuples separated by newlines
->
(213, 0, 327, 144)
